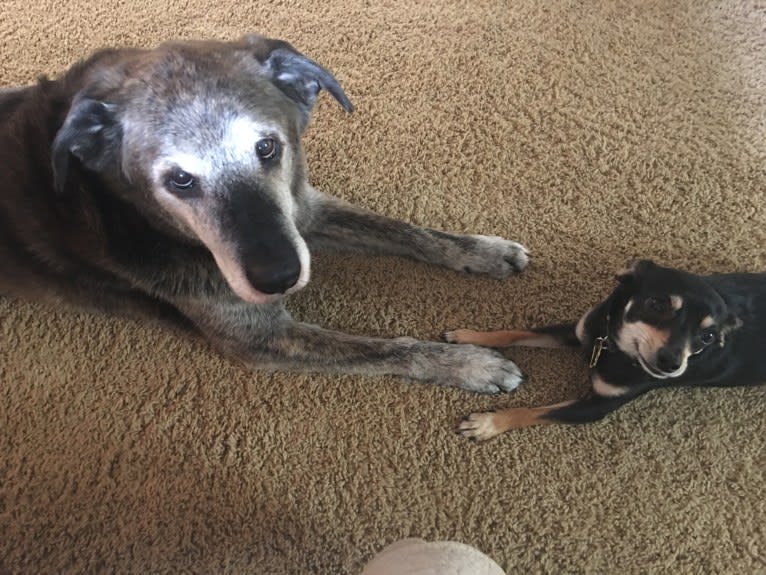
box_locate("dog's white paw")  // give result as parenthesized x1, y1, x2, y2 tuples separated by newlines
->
(456, 411, 503, 441)
(458, 235, 530, 278)
(420, 344, 526, 394)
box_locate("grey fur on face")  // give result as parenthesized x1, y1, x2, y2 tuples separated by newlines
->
(1, 34, 529, 392)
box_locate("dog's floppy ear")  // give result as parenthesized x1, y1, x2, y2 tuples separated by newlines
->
(719, 312, 743, 347)
(52, 95, 121, 193)
(243, 34, 353, 127)
(615, 259, 655, 283)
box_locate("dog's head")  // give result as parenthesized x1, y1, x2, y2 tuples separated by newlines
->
(611, 260, 741, 379)
(51, 35, 353, 303)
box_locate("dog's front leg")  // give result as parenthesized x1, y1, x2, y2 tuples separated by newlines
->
(456, 393, 636, 441)
(456, 375, 646, 441)
(443, 323, 580, 348)
(304, 191, 529, 278)
(183, 302, 525, 393)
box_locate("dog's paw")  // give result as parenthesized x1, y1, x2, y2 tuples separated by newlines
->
(442, 330, 458, 343)
(442, 329, 473, 344)
(456, 411, 503, 441)
(428, 345, 526, 394)
(458, 235, 530, 278)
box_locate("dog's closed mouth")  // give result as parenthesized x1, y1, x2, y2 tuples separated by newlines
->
(633, 342, 668, 379)
(634, 342, 688, 380)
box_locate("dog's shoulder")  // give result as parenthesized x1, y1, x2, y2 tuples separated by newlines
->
(0, 87, 31, 124)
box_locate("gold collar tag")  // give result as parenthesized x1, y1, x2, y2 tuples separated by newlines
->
(589, 337, 608, 368)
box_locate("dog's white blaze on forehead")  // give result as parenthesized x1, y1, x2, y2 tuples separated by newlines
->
(221, 116, 288, 165)
(152, 115, 290, 179)
(153, 152, 213, 182)
(223, 116, 266, 163)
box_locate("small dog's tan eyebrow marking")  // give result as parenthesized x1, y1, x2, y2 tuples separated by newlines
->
(700, 315, 715, 328)
(670, 295, 683, 310)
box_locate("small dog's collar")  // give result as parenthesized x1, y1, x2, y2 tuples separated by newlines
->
(589, 335, 609, 368)
(588, 288, 627, 369)
(589, 300, 617, 368)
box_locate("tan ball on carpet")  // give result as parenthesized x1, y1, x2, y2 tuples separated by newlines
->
(361, 538, 506, 575)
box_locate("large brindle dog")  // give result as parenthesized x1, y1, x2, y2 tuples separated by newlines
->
(0, 34, 529, 392)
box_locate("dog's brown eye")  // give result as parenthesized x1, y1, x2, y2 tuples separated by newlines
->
(255, 137, 279, 161)
(167, 170, 196, 191)
(698, 329, 717, 346)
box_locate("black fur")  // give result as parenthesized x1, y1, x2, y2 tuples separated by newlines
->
(545, 260, 766, 424)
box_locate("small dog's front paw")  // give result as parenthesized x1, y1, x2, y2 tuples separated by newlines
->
(442, 329, 474, 344)
(459, 235, 530, 279)
(456, 411, 503, 441)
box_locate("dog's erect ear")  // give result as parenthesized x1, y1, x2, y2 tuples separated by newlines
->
(52, 95, 121, 193)
(615, 259, 655, 283)
(719, 312, 743, 346)
(243, 34, 353, 126)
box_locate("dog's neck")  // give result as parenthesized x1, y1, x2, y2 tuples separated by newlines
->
(588, 288, 622, 368)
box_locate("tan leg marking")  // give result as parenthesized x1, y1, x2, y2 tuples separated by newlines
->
(457, 400, 575, 441)
(443, 329, 563, 348)
(591, 374, 630, 397)
(575, 306, 594, 343)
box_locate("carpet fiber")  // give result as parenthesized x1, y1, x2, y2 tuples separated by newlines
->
(1, 1, 765, 573)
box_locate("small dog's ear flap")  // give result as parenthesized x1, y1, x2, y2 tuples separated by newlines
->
(719, 312, 743, 347)
(243, 34, 353, 128)
(52, 95, 121, 193)
(615, 259, 654, 283)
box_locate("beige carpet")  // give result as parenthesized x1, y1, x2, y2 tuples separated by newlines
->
(1, 1, 765, 573)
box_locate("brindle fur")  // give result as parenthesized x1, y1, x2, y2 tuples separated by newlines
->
(0, 35, 530, 393)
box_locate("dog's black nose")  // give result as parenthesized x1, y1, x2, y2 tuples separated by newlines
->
(247, 262, 301, 295)
(656, 349, 682, 373)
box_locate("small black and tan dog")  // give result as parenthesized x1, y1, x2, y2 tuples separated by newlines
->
(445, 259, 766, 441)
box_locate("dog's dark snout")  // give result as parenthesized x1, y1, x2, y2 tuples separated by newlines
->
(657, 348, 682, 373)
(247, 261, 301, 294)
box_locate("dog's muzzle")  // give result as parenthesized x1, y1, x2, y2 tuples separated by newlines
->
(656, 348, 683, 374)
(638, 345, 689, 379)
